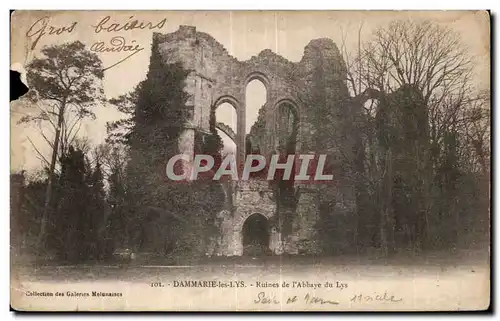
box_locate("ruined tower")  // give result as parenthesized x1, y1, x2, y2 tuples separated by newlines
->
(153, 25, 358, 256)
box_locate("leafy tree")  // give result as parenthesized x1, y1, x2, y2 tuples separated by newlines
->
(96, 144, 130, 257)
(84, 161, 107, 259)
(51, 146, 87, 261)
(46, 146, 107, 263)
(23, 41, 105, 250)
(106, 87, 138, 146)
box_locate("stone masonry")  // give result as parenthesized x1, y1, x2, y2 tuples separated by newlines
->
(154, 26, 357, 256)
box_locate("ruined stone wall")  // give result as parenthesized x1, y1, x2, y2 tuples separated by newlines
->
(213, 180, 277, 256)
(154, 25, 359, 256)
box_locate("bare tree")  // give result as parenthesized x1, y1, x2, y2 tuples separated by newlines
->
(88, 142, 129, 182)
(351, 21, 478, 151)
(459, 90, 490, 175)
(341, 20, 487, 253)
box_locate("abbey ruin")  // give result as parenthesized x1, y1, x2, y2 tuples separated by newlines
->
(153, 26, 362, 256)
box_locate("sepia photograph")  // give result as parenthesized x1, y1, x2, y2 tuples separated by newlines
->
(9, 10, 490, 311)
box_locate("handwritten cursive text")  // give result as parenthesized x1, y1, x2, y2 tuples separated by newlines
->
(351, 291, 403, 303)
(89, 36, 144, 71)
(26, 17, 77, 50)
(91, 15, 166, 34)
(254, 292, 339, 305)
(254, 292, 280, 304)
(303, 293, 339, 305)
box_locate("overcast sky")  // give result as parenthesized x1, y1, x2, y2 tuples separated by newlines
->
(10, 10, 489, 172)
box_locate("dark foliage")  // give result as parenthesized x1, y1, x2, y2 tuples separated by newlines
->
(105, 36, 225, 261)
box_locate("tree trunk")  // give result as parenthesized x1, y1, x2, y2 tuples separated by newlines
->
(37, 100, 66, 251)
(380, 148, 394, 257)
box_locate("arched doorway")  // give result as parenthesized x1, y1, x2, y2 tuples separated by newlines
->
(242, 213, 270, 256)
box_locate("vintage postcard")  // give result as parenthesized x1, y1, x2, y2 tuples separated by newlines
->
(10, 10, 490, 311)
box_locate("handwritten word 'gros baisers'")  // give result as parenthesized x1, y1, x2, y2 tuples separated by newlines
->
(25, 15, 166, 50)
